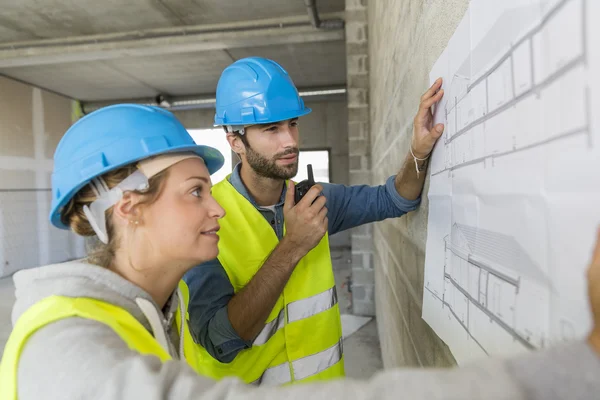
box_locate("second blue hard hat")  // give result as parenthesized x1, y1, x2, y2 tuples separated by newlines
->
(214, 57, 312, 127)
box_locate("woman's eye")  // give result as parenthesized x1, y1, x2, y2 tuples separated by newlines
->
(191, 188, 201, 198)
(291, 121, 298, 127)
(266, 126, 277, 132)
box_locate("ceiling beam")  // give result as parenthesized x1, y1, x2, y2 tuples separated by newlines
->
(0, 14, 345, 68)
(80, 85, 347, 113)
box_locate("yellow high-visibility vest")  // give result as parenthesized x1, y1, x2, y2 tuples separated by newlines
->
(189, 178, 344, 385)
(0, 282, 200, 400)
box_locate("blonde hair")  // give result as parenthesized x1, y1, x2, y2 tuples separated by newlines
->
(61, 165, 168, 267)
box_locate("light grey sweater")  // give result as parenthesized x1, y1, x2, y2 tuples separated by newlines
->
(10, 261, 600, 400)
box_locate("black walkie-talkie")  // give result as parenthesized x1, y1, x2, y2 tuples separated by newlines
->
(294, 164, 315, 204)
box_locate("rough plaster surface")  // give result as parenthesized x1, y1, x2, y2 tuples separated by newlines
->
(368, 0, 471, 368)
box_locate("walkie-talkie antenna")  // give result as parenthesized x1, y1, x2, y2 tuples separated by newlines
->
(307, 164, 314, 184)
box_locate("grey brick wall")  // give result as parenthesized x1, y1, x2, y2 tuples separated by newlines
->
(367, 0, 472, 368)
(345, 0, 375, 316)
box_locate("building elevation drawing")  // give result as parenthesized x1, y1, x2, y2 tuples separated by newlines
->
(423, 0, 600, 364)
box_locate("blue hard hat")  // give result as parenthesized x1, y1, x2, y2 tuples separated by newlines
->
(50, 104, 225, 230)
(214, 57, 311, 126)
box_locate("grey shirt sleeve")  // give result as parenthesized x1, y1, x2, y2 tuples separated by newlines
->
(183, 260, 252, 363)
(17, 318, 600, 400)
(17, 317, 223, 400)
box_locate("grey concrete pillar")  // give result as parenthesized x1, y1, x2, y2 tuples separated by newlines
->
(345, 0, 375, 316)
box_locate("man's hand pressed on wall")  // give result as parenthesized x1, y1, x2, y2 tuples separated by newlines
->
(393, 78, 445, 200)
(411, 77, 445, 158)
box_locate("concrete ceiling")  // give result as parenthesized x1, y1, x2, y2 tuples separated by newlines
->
(0, 0, 347, 103)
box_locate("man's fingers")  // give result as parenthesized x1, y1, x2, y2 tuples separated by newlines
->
(420, 78, 443, 102)
(284, 181, 295, 210)
(592, 227, 600, 265)
(420, 78, 443, 101)
(309, 193, 327, 212)
(298, 184, 323, 207)
(420, 88, 444, 110)
(318, 206, 328, 222)
(414, 88, 444, 128)
(587, 227, 600, 282)
(429, 123, 445, 138)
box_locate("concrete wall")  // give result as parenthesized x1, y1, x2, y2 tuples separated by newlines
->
(345, 0, 375, 316)
(0, 77, 85, 277)
(367, 0, 471, 368)
(174, 99, 350, 248)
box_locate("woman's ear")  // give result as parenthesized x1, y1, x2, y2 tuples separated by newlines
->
(112, 191, 142, 225)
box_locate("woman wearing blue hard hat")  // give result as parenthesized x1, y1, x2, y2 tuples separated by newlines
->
(1, 104, 600, 400)
(0, 104, 229, 398)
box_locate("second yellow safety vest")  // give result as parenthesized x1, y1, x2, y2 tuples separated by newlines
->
(189, 177, 345, 385)
(0, 282, 200, 400)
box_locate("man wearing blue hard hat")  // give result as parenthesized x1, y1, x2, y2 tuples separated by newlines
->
(183, 56, 445, 385)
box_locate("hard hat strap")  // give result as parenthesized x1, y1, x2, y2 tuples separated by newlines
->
(82, 170, 149, 244)
(225, 125, 246, 135)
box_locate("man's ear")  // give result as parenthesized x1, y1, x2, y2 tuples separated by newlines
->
(112, 192, 142, 225)
(226, 132, 246, 155)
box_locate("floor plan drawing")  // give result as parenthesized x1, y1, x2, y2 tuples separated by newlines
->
(432, 0, 590, 178)
(435, 223, 552, 355)
(423, 0, 600, 364)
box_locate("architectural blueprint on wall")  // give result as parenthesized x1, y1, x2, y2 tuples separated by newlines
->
(423, 0, 600, 364)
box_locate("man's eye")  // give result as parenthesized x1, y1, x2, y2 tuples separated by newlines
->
(291, 121, 298, 127)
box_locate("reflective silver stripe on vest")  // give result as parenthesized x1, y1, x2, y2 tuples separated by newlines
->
(253, 287, 338, 347)
(292, 339, 343, 381)
(258, 339, 343, 385)
(286, 286, 338, 323)
(259, 361, 292, 386)
(253, 308, 285, 346)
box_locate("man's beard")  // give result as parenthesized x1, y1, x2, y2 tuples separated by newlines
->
(245, 145, 299, 180)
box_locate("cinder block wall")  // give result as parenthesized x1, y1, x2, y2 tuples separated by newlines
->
(345, 0, 376, 317)
(368, 0, 471, 368)
(0, 77, 84, 277)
